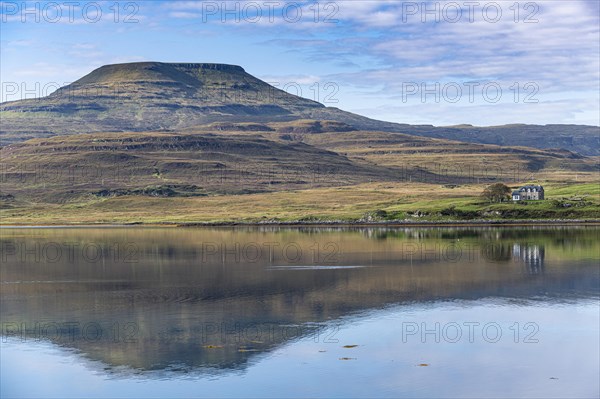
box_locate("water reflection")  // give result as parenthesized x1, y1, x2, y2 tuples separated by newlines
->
(513, 243, 545, 274)
(0, 226, 598, 374)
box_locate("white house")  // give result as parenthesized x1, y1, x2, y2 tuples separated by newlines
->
(512, 185, 545, 201)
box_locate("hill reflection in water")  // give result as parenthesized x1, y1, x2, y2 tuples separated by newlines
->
(1, 226, 598, 373)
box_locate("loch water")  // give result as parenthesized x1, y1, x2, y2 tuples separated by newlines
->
(1, 226, 599, 398)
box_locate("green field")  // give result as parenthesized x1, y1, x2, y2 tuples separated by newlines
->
(2, 181, 598, 225)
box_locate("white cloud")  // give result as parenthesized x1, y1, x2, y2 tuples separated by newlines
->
(259, 74, 323, 85)
(168, 11, 201, 19)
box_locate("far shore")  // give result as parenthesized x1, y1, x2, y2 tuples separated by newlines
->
(1, 219, 599, 228)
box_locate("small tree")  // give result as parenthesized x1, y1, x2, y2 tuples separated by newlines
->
(481, 183, 511, 203)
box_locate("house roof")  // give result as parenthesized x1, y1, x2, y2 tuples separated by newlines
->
(512, 191, 521, 195)
(518, 185, 544, 191)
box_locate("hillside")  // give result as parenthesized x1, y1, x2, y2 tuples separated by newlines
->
(0, 129, 402, 203)
(1, 119, 598, 224)
(1, 62, 599, 155)
(1, 118, 596, 202)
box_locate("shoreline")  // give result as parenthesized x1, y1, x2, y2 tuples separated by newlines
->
(1, 219, 599, 228)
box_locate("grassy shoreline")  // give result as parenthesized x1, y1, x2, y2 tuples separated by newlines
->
(2, 220, 599, 228)
(2, 182, 598, 226)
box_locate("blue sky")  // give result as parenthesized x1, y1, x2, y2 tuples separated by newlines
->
(1, 0, 599, 126)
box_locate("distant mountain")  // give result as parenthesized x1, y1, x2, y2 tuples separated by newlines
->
(394, 124, 600, 157)
(1, 62, 599, 155)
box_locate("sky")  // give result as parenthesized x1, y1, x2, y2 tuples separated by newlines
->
(1, 0, 599, 126)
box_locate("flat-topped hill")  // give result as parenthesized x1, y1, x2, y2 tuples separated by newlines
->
(0, 62, 327, 140)
(70, 62, 247, 86)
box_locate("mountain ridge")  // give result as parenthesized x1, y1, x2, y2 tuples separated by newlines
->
(1, 61, 599, 155)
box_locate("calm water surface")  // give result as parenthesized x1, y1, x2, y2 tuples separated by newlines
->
(1, 226, 599, 398)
